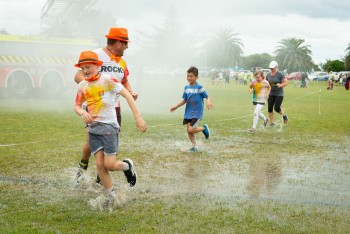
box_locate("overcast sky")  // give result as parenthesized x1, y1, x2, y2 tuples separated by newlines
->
(1, 0, 350, 64)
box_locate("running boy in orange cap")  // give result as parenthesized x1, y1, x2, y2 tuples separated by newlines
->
(74, 51, 147, 207)
(75, 28, 138, 183)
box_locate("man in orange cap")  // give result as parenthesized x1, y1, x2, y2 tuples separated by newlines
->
(74, 27, 139, 184)
(74, 50, 147, 208)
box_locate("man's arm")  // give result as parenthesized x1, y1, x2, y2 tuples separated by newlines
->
(74, 70, 85, 84)
(119, 88, 147, 132)
(122, 79, 138, 101)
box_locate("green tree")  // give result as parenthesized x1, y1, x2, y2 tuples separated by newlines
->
(274, 37, 314, 73)
(206, 27, 244, 68)
(345, 43, 350, 70)
(243, 53, 273, 70)
(322, 59, 345, 72)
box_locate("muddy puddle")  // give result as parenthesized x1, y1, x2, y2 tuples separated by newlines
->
(1, 135, 349, 209)
(130, 137, 350, 207)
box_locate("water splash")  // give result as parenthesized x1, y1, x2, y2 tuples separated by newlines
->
(89, 190, 127, 212)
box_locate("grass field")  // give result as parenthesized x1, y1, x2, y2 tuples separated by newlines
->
(0, 79, 349, 233)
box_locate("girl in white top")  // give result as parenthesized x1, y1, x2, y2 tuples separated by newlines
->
(248, 71, 271, 133)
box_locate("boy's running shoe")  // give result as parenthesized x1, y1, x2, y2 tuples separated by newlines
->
(202, 124, 210, 139)
(189, 146, 199, 153)
(283, 114, 289, 123)
(269, 123, 276, 127)
(102, 192, 116, 210)
(123, 159, 137, 187)
(264, 118, 268, 127)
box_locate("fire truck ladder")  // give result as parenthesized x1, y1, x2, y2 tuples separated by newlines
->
(40, 0, 97, 34)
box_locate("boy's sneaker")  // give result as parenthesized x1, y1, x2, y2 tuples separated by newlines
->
(202, 124, 210, 139)
(283, 114, 289, 123)
(264, 118, 268, 127)
(123, 159, 137, 187)
(103, 192, 116, 210)
(248, 128, 256, 133)
(269, 123, 276, 127)
(189, 146, 199, 153)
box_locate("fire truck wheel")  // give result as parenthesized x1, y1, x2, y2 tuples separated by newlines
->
(7, 71, 33, 97)
(40, 73, 64, 97)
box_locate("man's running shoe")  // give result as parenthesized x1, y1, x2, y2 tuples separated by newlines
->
(189, 146, 199, 153)
(264, 118, 268, 127)
(96, 175, 102, 185)
(123, 159, 137, 187)
(202, 124, 210, 139)
(76, 167, 86, 181)
(283, 114, 289, 123)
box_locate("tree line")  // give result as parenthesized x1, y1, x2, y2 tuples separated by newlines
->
(131, 8, 350, 74)
(29, 7, 350, 73)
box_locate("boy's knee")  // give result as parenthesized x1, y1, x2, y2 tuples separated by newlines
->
(103, 160, 116, 171)
(95, 160, 104, 170)
(187, 126, 195, 133)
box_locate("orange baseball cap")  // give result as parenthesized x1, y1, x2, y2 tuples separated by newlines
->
(74, 51, 103, 68)
(105, 27, 129, 42)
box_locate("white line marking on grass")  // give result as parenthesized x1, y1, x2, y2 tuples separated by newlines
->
(0, 134, 82, 147)
(1, 90, 321, 147)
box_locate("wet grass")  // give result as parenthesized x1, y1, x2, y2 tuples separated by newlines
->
(0, 80, 350, 233)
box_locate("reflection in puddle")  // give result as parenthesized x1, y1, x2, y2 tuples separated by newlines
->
(136, 138, 350, 207)
(246, 156, 282, 198)
(3, 137, 347, 209)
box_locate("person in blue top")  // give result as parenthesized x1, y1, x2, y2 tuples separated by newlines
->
(170, 66, 213, 152)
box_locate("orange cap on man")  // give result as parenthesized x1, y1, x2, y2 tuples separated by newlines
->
(105, 27, 129, 42)
(74, 51, 103, 68)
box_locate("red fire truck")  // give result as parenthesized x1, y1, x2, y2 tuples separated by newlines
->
(0, 34, 97, 97)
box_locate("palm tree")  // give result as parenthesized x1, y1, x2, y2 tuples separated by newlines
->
(206, 27, 244, 68)
(345, 43, 350, 70)
(274, 38, 314, 72)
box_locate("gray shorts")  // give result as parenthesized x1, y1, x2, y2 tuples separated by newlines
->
(88, 123, 119, 156)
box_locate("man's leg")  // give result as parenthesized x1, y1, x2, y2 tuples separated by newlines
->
(76, 130, 91, 180)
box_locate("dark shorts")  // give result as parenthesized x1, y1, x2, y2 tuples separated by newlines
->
(268, 95, 284, 113)
(88, 123, 119, 156)
(183, 118, 201, 127)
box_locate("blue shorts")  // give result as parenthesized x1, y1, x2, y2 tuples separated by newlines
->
(88, 123, 119, 156)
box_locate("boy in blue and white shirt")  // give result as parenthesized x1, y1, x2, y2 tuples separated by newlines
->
(170, 66, 213, 152)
